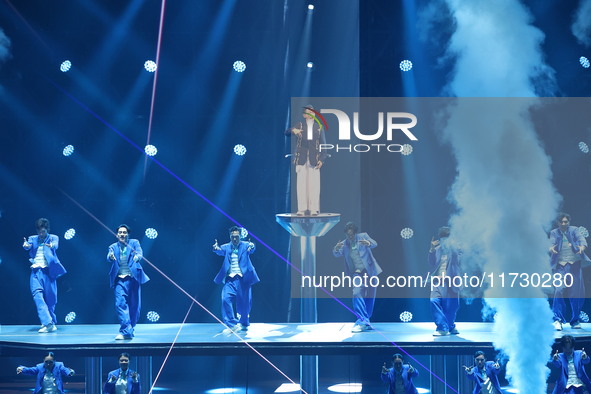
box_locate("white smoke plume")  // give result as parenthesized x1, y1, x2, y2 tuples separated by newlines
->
(0, 28, 10, 65)
(439, 0, 560, 392)
(572, 0, 591, 47)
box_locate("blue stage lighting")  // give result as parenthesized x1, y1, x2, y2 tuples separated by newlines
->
(399, 311, 413, 322)
(206, 389, 240, 394)
(62, 145, 74, 157)
(400, 228, 414, 239)
(308, 4, 314, 10)
(416, 389, 431, 394)
(145, 228, 158, 239)
(581, 56, 590, 69)
(580, 311, 589, 323)
(579, 142, 589, 153)
(65, 312, 76, 323)
(307, 62, 314, 69)
(144, 144, 158, 156)
(579, 226, 589, 238)
(147, 311, 160, 322)
(275, 383, 301, 393)
(399, 59, 413, 72)
(60, 60, 72, 72)
(401, 144, 413, 156)
(233, 61, 246, 72)
(233, 144, 247, 156)
(64, 229, 76, 240)
(144, 60, 157, 72)
(328, 383, 362, 393)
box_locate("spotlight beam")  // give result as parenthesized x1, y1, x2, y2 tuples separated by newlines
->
(51, 81, 455, 392)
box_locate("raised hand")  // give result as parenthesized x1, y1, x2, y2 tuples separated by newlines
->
(493, 359, 500, 369)
(16, 366, 23, 374)
(381, 362, 389, 373)
(108, 247, 116, 261)
(213, 239, 221, 251)
(408, 364, 415, 374)
(430, 237, 440, 251)
(553, 349, 559, 361)
(335, 240, 344, 249)
(549, 245, 558, 254)
(132, 371, 138, 381)
(463, 365, 473, 374)
(23, 237, 31, 248)
(582, 348, 587, 360)
(109, 374, 117, 383)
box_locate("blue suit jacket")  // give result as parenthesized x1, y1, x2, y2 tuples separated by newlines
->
(19, 362, 73, 394)
(333, 233, 382, 276)
(107, 239, 150, 288)
(213, 241, 260, 287)
(550, 350, 591, 394)
(466, 361, 503, 394)
(549, 226, 591, 269)
(380, 365, 419, 394)
(103, 368, 140, 394)
(24, 234, 67, 280)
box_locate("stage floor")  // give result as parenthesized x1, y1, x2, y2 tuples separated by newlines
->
(2, 322, 590, 357)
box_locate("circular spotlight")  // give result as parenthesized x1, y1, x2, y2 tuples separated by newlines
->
(400, 227, 414, 239)
(580, 311, 589, 323)
(145, 228, 158, 239)
(580, 56, 590, 69)
(328, 383, 362, 393)
(147, 311, 160, 322)
(399, 59, 413, 72)
(144, 60, 157, 72)
(579, 226, 589, 238)
(206, 389, 239, 394)
(399, 311, 413, 322)
(144, 144, 158, 156)
(307, 62, 314, 69)
(233, 60, 246, 73)
(308, 4, 314, 10)
(60, 60, 72, 72)
(64, 229, 76, 240)
(240, 228, 249, 239)
(63, 145, 75, 157)
(65, 311, 76, 324)
(579, 142, 589, 153)
(233, 144, 247, 156)
(401, 144, 413, 155)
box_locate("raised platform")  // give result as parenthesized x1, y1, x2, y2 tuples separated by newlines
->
(1, 322, 589, 357)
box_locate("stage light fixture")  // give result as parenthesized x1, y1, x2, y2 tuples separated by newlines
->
(328, 383, 362, 393)
(147, 311, 160, 322)
(63, 145, 75, 157)
(399, 311, 413, 322)
(581, 56, 590, 69)
(233, 144, 247, 156)
(233, 60, 246, 72)
(308, 4, 314, 10)
(144, 60, 157, 72)
(579, 226, 589, 238)
(64, 229, 76, 240)
(579, 142, 589, 153)
(400, 228, 414, 239)
(65, 311, 76, 323)
(240, 228, 249, 239)
(307, 62, 314, 69)
(60, 60, 72, 72)
(275, 383, 301, 393)
(145, 144, 158, 156)
(580, 311, 589, 323)
(401, 144, 413, 155)
(145, 228, 158, 239)
(399, 59, 413, 72)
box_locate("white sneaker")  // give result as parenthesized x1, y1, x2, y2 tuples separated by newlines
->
(115, 334, 132, 340)
(572, 322, 582, 329)
(433, 330, 449, 336)
(553, 321, 563, 331)
(351, 324, 366, 333)
(38, 324, 56, 333)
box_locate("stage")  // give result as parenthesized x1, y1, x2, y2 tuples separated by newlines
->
(2, 322, 590, 357)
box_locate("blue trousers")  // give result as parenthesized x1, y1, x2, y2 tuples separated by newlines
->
(115, 277, 141, 337)
(430, 286, 459, 331)
(30, 268, 57, 326)
(553, 262, 585, 326)
(565, 386, 584, 394)
(352, 275, 377, 325)
(222, 276, 252, 327)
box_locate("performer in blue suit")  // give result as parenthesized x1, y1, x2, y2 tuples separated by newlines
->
(107, 224, 150, 340)
(103, 353, 141, 394)
(550, 213, 590, 331)
(464, 351, 503, 394)
(23, 218, 67, 333)
(380, 353, 419, 394)
(16, 352, 75, 394)
(213, 226, 259, 334)
(550, 335, 591, 394)
(428, 226, 462, 336)
(333, 222, 382, 332)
